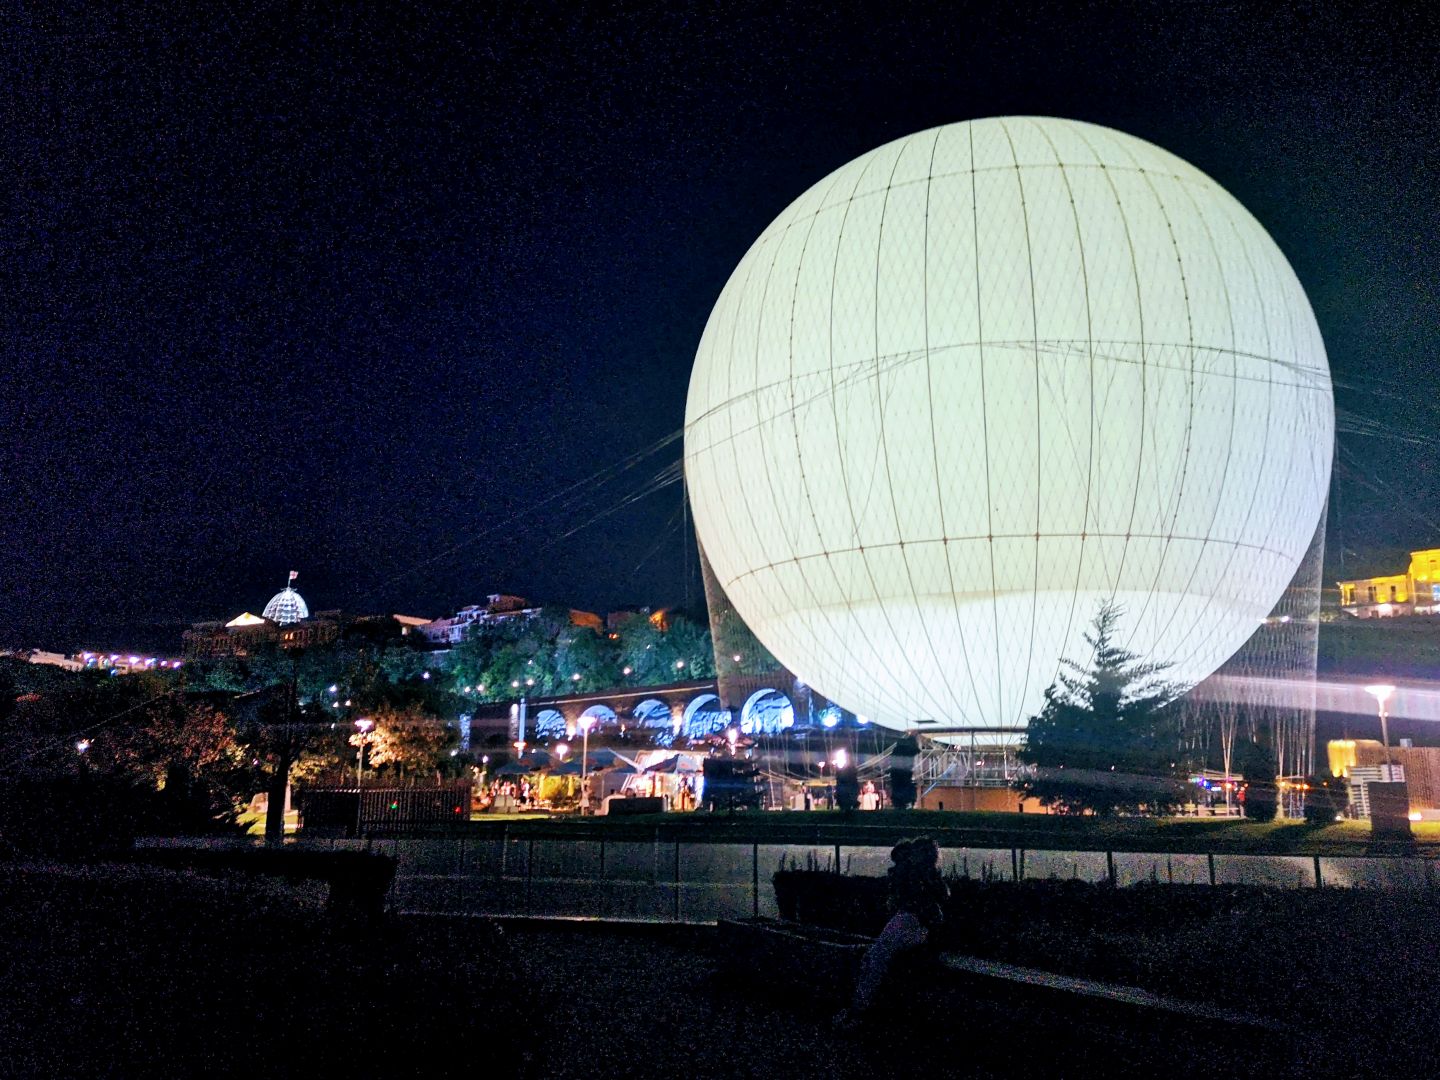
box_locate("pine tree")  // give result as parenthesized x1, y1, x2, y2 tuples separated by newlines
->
(1017, 602, 1188, 815)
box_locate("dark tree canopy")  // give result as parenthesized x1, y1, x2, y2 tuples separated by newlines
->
(1017, 603, 1189, 815)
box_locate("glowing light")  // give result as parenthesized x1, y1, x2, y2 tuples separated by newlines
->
(685, 117, 1333, 731)
(328, 685, 339, 694)
(1408, 812, 1422, 823)
(571, 673, 581, 681)
(822, 711, 839, 728)
(1365, 684, 1396, 707)
(556, 742, 569, 760)
(675, 660, 685, 670)
(355, 718, 374, 733)
(512, 680, 520, 689)
(622, 667, 633, 676)
(75, 739, 90, 753)
(833, 748, 849, 769)
(732, 654, 742, 663)
(422, 671, 431, 680)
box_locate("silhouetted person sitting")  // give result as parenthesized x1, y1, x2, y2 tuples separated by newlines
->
(837, 836, 949, 1023)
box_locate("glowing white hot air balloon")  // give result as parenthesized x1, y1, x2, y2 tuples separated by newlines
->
(685, 117, 1333, 732)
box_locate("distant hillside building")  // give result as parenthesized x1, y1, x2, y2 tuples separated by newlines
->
(419, 595, 602, 645)
(1338, 548, 1440, 617)
(183, 575, 430, 657)
(184, 610, 430, 658)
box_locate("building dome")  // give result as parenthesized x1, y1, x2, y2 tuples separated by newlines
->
(685, 117, 1333, 732)
(263, 586, 309, 625)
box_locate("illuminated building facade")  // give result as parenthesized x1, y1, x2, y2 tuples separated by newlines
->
(1338, 548, 1440, 617)
(419, 595, 602, 645)
(184, 608, 429, 658)
(1329, 738, 1440, 818)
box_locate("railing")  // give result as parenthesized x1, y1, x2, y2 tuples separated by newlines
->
(265, 834, 1438, 921)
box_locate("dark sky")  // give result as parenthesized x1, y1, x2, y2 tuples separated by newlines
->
(6, 1, 1438, 652)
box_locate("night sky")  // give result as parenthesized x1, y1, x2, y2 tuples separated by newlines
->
(6, 1, 1438, 652)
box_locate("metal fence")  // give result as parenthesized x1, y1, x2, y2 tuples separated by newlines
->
(279, 835, 1439, 920)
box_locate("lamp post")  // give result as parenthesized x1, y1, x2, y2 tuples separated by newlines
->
(578, 716, 596, 813)
(354, 717, 374, 837)
(1365, 683, 1397, 774)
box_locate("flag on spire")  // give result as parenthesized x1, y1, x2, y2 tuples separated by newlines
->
(289, 570, 298, 583)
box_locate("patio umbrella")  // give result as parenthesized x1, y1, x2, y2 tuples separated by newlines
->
(493, 761, 537, 777)
(645, 756, 701, 774)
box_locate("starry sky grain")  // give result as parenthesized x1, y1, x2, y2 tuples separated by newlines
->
(3, 0, 1437, 651)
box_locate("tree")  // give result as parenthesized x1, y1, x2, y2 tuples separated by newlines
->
(617, 612, 714, 683)
(1017, 602, 1189, 815)
(1237, 738, 1278, 821)
(351, 703, 455, 781)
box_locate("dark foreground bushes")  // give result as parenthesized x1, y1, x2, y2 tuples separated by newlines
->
(0, 862, 527, 1078)
(773, 868, 1440, 1059)
(0, 774, 243, 857)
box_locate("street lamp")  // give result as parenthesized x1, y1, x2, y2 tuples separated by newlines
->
(354, 717, 374, 837)
(1365, 683, 1397, 772)
(578, 716, 596, 814)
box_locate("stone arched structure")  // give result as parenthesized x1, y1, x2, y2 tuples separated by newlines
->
(682, 693, 728, 738)
(741, 688, 794, 734)
(632, 697, 673, 731)
(577, 704, 619, 731)
(533, 708, 567, 739)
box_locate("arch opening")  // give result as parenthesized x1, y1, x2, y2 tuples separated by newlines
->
(741, 689, 794, 734)
(682, 693, 727, 738)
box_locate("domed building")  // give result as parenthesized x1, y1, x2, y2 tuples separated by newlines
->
(182, 571, 432, 659)
(262, 582, 310, 625)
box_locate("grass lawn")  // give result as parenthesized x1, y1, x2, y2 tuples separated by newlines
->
(454, 808, 1440, 854)
(237, 807, 301, 835)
